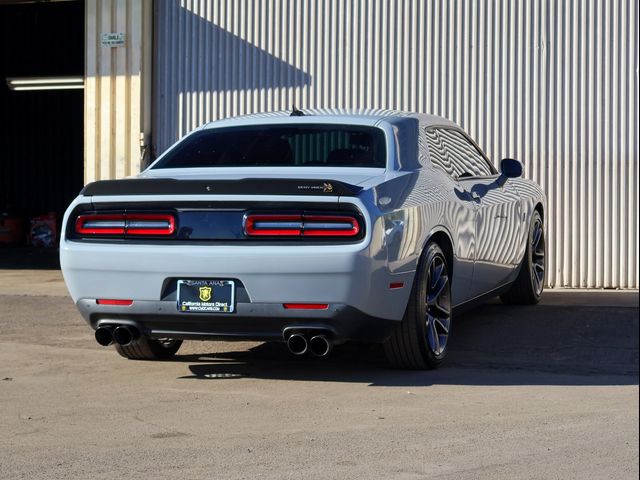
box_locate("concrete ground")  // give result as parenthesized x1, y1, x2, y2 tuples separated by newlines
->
(0, 270, 638, 480)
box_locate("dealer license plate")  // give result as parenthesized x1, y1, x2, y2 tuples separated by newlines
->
(177, 280, 235, 313)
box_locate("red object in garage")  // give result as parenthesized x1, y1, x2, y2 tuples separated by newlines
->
(0, 214, 24, 245)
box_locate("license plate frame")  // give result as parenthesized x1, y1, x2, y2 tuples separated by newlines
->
(177, 279, 235, 313)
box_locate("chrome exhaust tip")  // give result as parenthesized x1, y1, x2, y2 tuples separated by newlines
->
(308, 335, 332, 357)
(286, 333, 308, 355)
(94, 326, 114, 346)
(112, 325, 139, 346)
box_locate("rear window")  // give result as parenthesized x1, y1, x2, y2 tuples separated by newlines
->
(152, 124, 387, 169)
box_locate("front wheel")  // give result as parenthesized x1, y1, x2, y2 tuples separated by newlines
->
(500, 210, 545, 305)
(115, 337, 182, 360)
(384, 242, 452, 370)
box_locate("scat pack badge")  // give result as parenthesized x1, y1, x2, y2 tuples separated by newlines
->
(297, 182, 335, 193)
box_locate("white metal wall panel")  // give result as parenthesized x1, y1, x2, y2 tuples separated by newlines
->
(85, 0, 152, 183)
(153, 0, 639, 289)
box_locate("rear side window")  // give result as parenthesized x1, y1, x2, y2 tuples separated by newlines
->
(425, 127, 495, 179)
(153, 124, 387, 169)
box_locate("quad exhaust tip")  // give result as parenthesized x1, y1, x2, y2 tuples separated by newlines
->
(308, 335, 332, 357)
(94, 326, 114, 346)
(286, 333, 308, 355)
(285, 332, 333, 357)
(95, 325, 139, 347)
(112, 325, 139, 346)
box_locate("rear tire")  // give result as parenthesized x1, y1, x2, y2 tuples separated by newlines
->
(500, 210, 545, 305)
(384, 242, 452, 370)
(115, 337, 182, 360)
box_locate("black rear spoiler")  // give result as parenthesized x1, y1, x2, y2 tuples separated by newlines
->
(80, 178, 363, 197)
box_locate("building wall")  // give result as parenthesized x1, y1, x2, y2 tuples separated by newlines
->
(153, 0, 638, 289)
(85, 0, 152, 184)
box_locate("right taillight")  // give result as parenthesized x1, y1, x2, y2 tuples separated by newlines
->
(244, 213, 361, 238)
(301, 215, 360, 237)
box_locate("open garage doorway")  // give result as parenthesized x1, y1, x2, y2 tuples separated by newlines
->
(0, 0, 83, 265)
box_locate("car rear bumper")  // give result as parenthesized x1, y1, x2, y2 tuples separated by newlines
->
(61, 240, 415, 333)
(77, 299, 397, 342)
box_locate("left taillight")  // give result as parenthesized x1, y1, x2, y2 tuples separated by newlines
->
(75, 213, 175, 237)
(75, 214, 126, 235)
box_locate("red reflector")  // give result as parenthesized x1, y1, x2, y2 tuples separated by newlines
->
(283, 303, 329, 310)
(96, 299, 133, 306)
(389, 282, 404, 289)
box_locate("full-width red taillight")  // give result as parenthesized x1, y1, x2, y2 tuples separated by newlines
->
(244, 213, 360, 237)
(75, 213, 175, 236)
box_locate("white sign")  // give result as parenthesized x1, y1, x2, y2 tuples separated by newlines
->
(101, 33, 126, 47)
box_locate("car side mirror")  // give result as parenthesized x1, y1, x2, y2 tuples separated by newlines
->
(498, 158, 523, 185)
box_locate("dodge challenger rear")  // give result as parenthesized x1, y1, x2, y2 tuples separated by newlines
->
(61, 114, 419, 362)
(61, 110, 545, 369)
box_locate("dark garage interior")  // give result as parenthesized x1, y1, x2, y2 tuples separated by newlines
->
(0, 0, 84, 256)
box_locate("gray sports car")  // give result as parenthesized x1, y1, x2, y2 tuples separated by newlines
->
(60, 109, 546, 369)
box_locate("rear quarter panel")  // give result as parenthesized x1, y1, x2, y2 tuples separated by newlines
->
(509, 177, 547, 265)
(365, 168, 476, 307)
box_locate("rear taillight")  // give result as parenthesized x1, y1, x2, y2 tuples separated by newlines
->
(75, 213, 175, 236)
(75, 214, 125, 235)
(244, 214, 303, 236)
(244, 213, 361, 238)
(301, 215, 360, 237)
(125, 214, 175, 235)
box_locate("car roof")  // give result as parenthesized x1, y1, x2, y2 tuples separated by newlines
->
(202, 108, 458, 129)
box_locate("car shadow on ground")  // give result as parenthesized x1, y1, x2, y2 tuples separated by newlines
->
(174, 295, 639, 387)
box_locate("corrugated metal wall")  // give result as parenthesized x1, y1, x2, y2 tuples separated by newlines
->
(85, 0, 153, 183)
(154, 0, 639, 289)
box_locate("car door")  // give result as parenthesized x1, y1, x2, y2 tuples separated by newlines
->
(435, 128, 523, 297)
(423, 127, 478, 306)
